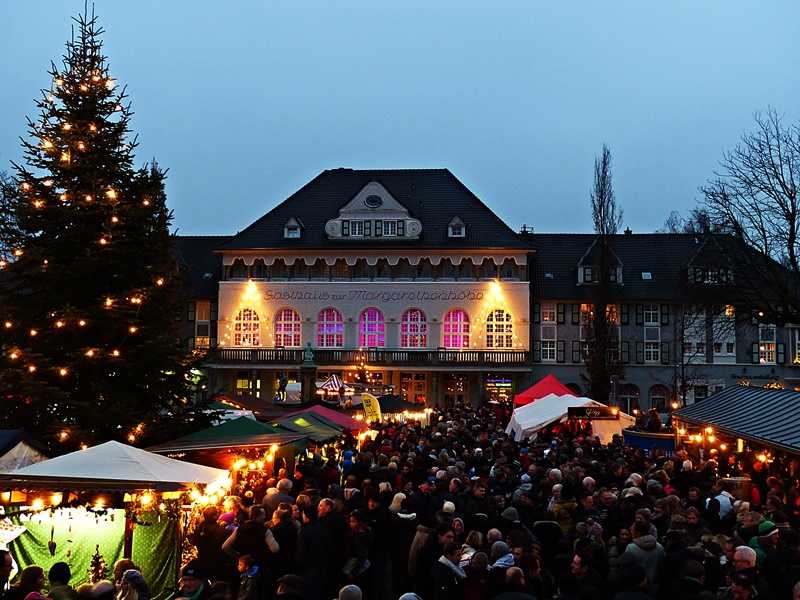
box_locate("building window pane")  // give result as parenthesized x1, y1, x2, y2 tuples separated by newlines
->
(317, 308, 343, 348)
(274, 308, 301, 347)
(234, 308, 260, 346)
(401, 309, 427, 348)
(486, 309, 513, 348)
(444, 309, 470, 348)
(359, 308, 385, 347)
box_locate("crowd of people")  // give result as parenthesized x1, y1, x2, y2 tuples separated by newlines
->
(4, 401, 800, 600)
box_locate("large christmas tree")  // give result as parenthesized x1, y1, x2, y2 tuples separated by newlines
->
(0, 10, 202, 451)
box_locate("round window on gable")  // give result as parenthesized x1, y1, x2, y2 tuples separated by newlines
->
(364, 195, 383, 208)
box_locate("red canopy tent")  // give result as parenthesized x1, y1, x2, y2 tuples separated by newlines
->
(514, 374, 576, 406)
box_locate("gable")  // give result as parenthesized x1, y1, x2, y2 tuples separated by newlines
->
(325, 181, 422, 240)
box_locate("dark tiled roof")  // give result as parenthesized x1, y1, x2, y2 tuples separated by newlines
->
(173, 236, 230, 298)
(673, 386, 800, 455)
(216, 168, 532, 251)
(531, 233, 734, 301)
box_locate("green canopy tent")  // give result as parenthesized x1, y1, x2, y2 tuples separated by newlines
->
(271, 413, 345, 442)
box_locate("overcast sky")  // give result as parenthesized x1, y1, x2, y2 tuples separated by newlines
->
(2, 2, 798, 237)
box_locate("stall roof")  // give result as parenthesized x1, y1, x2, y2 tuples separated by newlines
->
(376, 394, 424, 413)
(514, 375, 576, 406)
(0, 441, 228, 492)
(673, 386, 800, 455)
(271, 413, 344, 441)
(283, 404, 365, 432)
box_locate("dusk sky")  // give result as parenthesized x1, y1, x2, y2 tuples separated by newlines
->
(2, 2, 798, 237)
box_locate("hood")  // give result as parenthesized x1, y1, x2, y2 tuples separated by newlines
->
(633, 534, 658, 550)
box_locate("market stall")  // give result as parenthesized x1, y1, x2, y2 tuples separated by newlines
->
(0, 441, 228, 600)
(513, 374, 576, 406)
(506, 393, 635, 442)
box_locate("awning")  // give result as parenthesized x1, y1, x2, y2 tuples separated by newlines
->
(672, 386, 800, 455)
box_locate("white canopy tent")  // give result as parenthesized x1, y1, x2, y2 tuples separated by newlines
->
(1, 440, 228, 491)
(506, 393, 635, 443)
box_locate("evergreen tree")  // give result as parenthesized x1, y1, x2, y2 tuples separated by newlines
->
(0, 10, 202, 451)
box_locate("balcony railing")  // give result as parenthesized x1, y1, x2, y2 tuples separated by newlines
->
(206, 347, 530, 368)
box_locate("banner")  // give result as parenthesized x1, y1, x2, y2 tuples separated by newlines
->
(361, 393, 382, 423)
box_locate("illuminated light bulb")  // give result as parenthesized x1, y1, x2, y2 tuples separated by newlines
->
(720, 444, 727, 451)
(257, 461, 264, 469)
(43, 140, 53, 148)
(270, 444, 279, 452)
(156, 278, 164, 286)
(4, 322, 11, 328)
(43, 179, 53, 187)
(105, 298, 113, 307)
(92, 74, 101, 82)
(55, 78, 64, 86)
(129, 326, 138, 333)
(130, 297, 142, 304)
(708, 436, 715, 442)
(32, 499, 44, 511)
(249, 462, 256, 470)
(106, 189, 116, 199)
(59, 431, 68, 440)
(30, 329, 38, 336)
(159, 503, 166, 511)
(9, 352, 18, 360)
(705, 427, 713, 434)
(679, 428, 686, 435)
(33, 200, 43, 208)
(112, 350, 120, 356)
(128, 434, 136, 442)
(105, 79, 115, 90)
(21, 182, 30, 190)
(59, 368, 67, 376)
(80, 84, 88, 92)
(140, 493, 152, 505)
(111, 216, 119, 223)
(60, 153, 69, 162)
(77, 142, 86, 151)
(28, 365, 36, 373)
(85, 195, 93, 202)
(59, 194, 67, 201)
(62, 123, 71, 130)
(142, 199, 150, 206)
(47, 95, 55, 102)
(99, 238, 108, 245)
(115, 104, 122, 111)
(81, 444, 88, 450)
(79, 320, 86, 326)
(758, 454, 767, 462)
(85, 349, 95, 357)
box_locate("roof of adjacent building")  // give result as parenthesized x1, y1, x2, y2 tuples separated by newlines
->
(673, 386, 800, 455)
(530, 232, 740, 301)
(215, 168, 532, 251)
(173, 236, 230, 297)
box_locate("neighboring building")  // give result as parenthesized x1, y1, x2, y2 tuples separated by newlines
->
(179, 169, 534, 406)
(176, 170, 800, 410)
(529, 231, 800, 412)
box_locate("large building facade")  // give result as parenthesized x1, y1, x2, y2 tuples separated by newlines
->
(177, 169, 800, 410)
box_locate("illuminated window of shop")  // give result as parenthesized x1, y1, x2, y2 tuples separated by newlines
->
(235, 371, 250, 395)
(401, 309, 427, 348)
(486, 309, 513, 348)
(234, 308, 260, 346)
(274, 308, 301, 347)
(443, 309, 470, 348)
(359, 308, 385, 347)
(317, 308, 343, 347)
(400, 372, 427, 403)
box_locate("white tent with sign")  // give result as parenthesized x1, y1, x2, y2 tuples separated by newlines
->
(506, 393, 635, 443)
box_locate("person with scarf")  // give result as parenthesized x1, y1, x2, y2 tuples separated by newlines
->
(488, 541, 517, 598)
(430, 541, 466, 600)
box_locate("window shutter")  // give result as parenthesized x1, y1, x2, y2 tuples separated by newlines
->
(778, 343, 786, 364)
(375, 221, 382, 236)
(621, 341, 629, 363)
(621, 304, 629, 325)
(188, 301, 196, 321)
(397, 221, 405, 236)
(532, 304, 541, 324)
(636, 304, 644, 325)
(532, 340, 541, 363)
(661, 304, 670, 325)
(557, 304, 565, 324)
(342, 221, 350, 236)
(752, 343, 760, 364)
(572, 341, 582, 363)
(572, 304, 580, 325)
(364, 221, 372, 236)
(210, 302, 218, 320)
(661, 342, 670, 365)
(636, 341, 644, 364)
(557, 340, 565, 363)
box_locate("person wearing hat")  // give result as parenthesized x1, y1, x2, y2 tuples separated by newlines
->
(749, 520, 780, 568)
(172, 561, 212, 600)
(274, 575, 304, 600)
(46, 563, 77, 600)
(118, 570, 150, 600)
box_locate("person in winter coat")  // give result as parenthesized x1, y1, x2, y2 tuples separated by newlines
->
(236, 555, 262, 600)
(430, 542, 466, 600)
(552, 483, 578, 535)
(620, 520, 664, 590)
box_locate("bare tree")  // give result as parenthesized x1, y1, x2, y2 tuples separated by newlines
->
(591, 144, 623, 235)
(700, 108, 800, 323)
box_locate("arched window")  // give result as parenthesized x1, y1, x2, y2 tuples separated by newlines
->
(317, 308, 343, 348)
(443, 309, 470, 349)
(359, 308, 385, 347)
(274, 308, 301, 347)
(234, 308, 260, 346)
(486, 309, 513, 348)
(650, 385, 669, 410)
(401, 309, 427, 348)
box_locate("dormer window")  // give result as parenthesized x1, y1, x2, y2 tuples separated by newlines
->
(582, 267, 595, 283)
(448, 216, 466, 238)
(283, 217, 303, 239)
